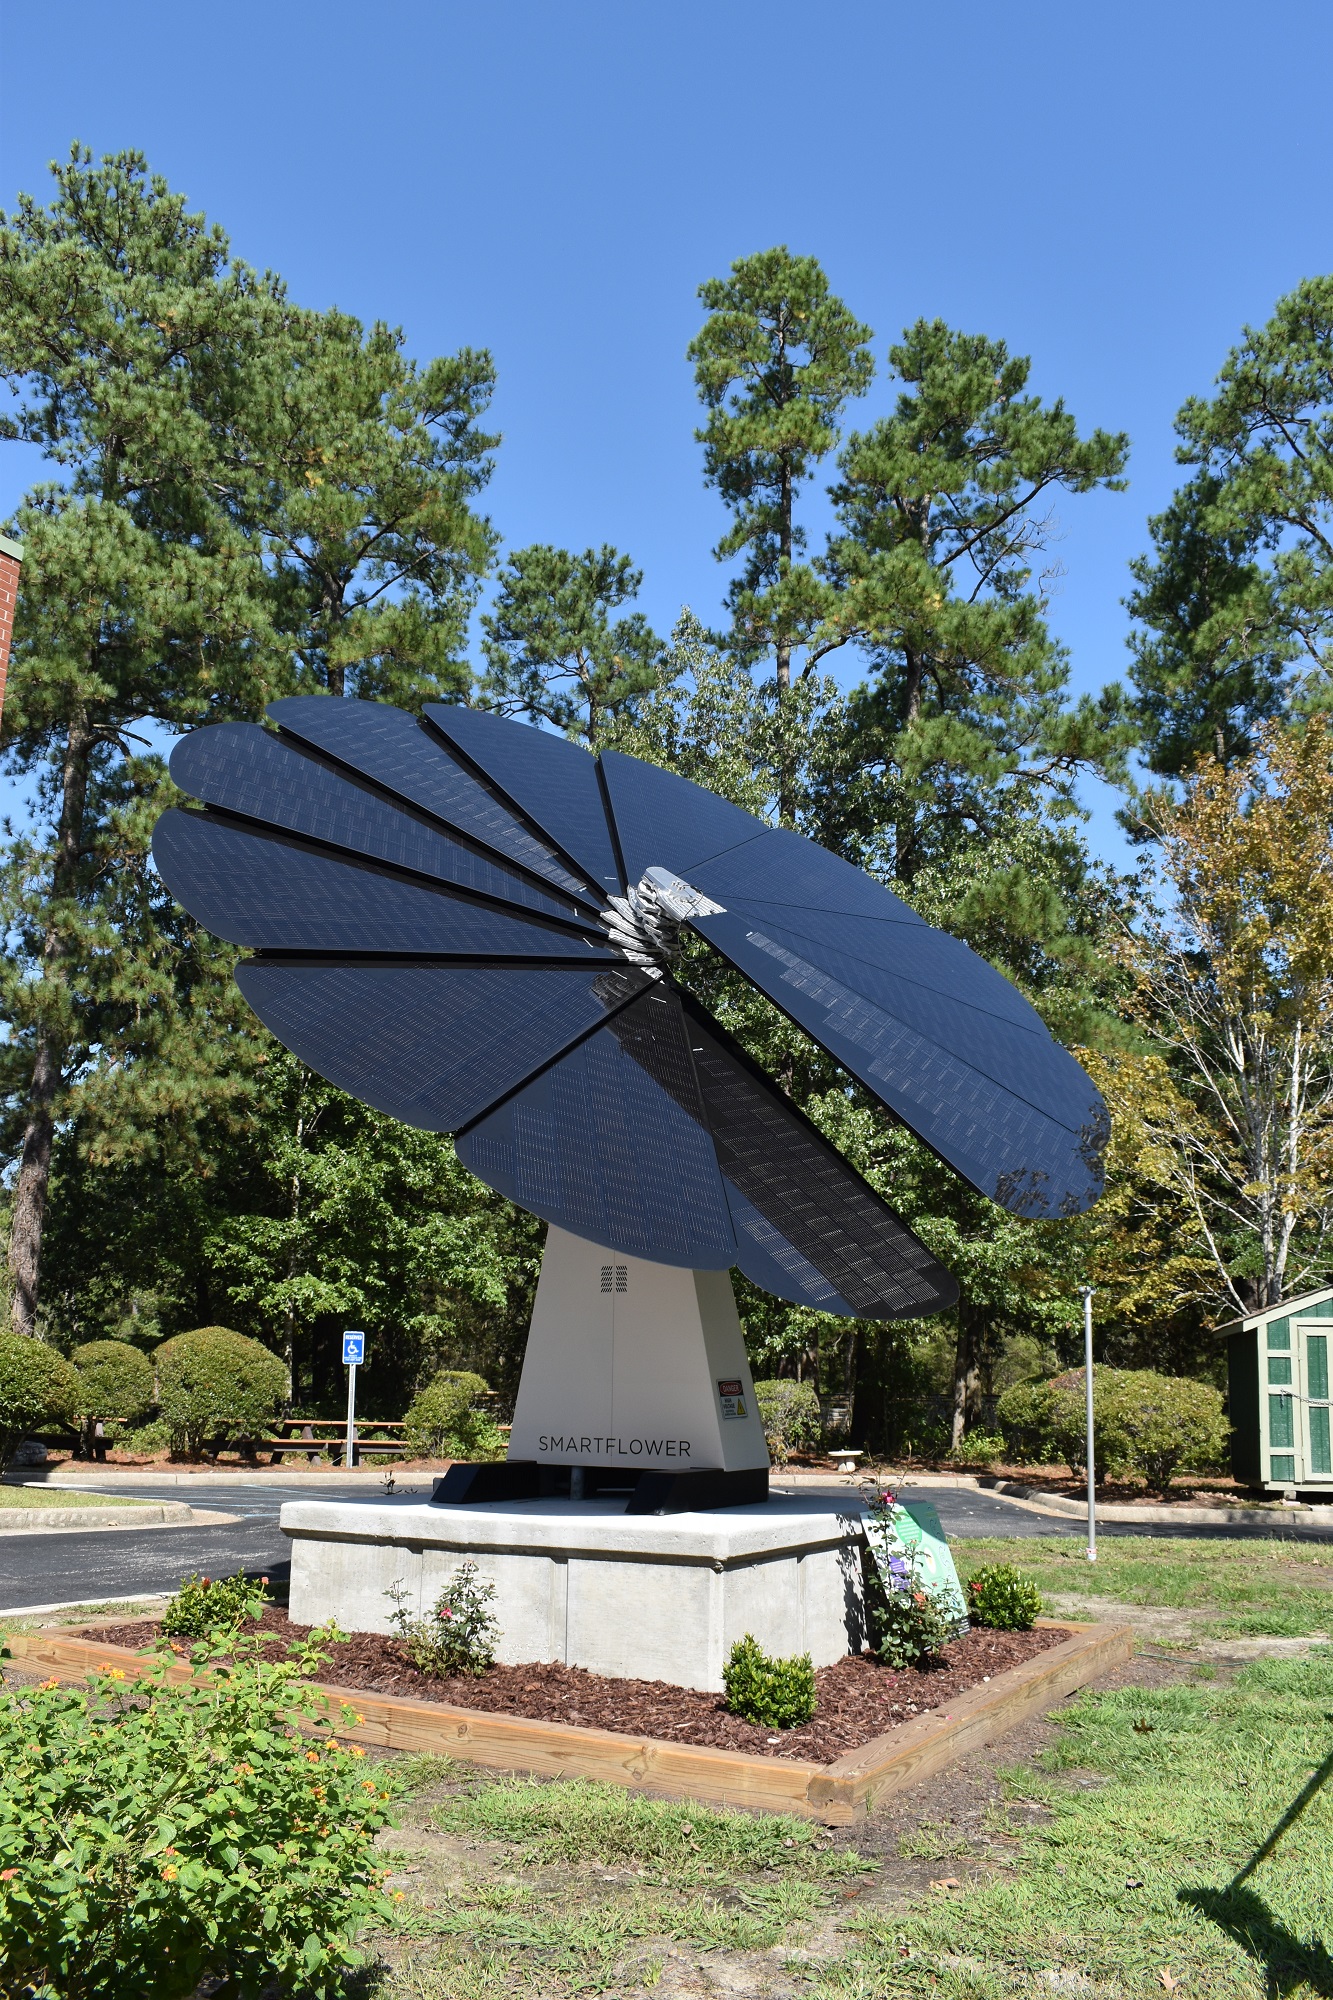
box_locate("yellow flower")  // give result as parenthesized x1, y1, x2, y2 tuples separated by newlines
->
(349, 1745, 366, 1758)
(362, 1780, 377, 1793)
(233, 1762, 254, 1778)
(161, 1865, 178, 1881)
(38, 1678, 59, 1692)
(305, 1750, 320, 1765)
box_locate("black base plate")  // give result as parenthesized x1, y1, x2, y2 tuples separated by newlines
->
(432, 1461, 769, 1513)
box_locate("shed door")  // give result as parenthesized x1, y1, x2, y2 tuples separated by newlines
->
(1303, 1328, 1332, 1478)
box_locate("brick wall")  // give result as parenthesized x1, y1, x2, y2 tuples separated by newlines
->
(0, 535, 20, 736)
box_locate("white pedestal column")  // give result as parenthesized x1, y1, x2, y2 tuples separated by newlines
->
(507, 1226, 770, 1476)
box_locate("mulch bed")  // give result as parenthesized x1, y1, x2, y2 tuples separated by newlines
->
(84, 1610, 1067, 1765)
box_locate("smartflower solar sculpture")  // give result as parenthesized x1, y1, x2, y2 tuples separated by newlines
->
(153, 697, 1107, 1514)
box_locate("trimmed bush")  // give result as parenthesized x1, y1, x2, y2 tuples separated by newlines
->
(1000, 1366, 1226, 1491)
(72, 1340, 154, 1448)
(753, 1378, 821, 1465)
(947, 1429, 1007, 1470)
(722, 1634, 817, 1729)
(402, 1370, 504, 1461)
(1102, 1369, 1227, 1492)
(161, 1570, 271, 1640)
(966, 1562, 1043, 1630)
(0, 1629, 393, 1996)
(154, 1327, 287, 1458)
(126, 1417, 174, 1456)
(0, 1334, 80, 1470)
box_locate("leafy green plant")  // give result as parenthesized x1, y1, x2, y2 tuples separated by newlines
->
(0, 1625, 394, 1998)
(947, 1428, 1007, 1469)
(965, 1561, 1043, 1630)
(125, 1417, 173, 1456)
(386, 1560, 499, 1676)
(401, 1369, 504, 1460)
(999, 1367, 1226, 1489)
(752, 1378, 821, 1465)
(72, 1340, 154, 1452)
(722, 1634, 816, 1728)
(160, 1570, 270, 1641)
(0, 1333, 81, 1469)
(154, 1327, 287, 1458)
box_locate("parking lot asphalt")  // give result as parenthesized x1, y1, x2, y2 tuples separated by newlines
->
(0, 1477, 1329, 1614)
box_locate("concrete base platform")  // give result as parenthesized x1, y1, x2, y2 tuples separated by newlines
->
(281, 1493, 869, 1691)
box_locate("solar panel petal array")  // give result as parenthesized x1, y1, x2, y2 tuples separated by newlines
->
(154, 697, 1108, 1312)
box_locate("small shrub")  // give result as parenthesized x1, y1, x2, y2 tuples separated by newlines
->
(753, 1378, 822, 1465)
(401, 1369, 503, 1460)
(965, 1562, 1043, 1630)
(161, 1569, 270, 1640)
(387, 1560, 499, 1676)
(125, 1416, 174, 1456)
(722, 1633, 817, 1729)
(155, 1327, 287, 1457)
(947, 1428, 1007, 1470)
(0, 1333, 81, 1469)
(0, 1627, 393, 1997)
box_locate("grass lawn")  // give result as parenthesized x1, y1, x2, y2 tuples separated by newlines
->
(0, 1485, 151, 1509)
(363, 1653, 1333, 1998)
(352, 1534, 1333, 1996)
(954, 1535, 1333, 1639)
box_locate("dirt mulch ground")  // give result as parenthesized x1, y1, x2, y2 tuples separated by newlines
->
(85, 1610, 1067, 1765)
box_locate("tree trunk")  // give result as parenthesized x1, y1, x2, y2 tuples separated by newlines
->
(8, 711, 93, 1338)
(950, 1301, 984, 1448)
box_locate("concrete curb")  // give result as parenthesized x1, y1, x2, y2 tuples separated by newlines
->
(0, 1501, 231, 1534)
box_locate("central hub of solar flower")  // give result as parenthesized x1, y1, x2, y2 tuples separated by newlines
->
(600, 867, 725, 977)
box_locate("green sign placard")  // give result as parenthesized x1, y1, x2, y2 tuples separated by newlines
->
(868, 1495, 968, 1628)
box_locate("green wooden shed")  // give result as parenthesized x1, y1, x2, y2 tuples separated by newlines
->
(1220, 1285, 1333, 1495)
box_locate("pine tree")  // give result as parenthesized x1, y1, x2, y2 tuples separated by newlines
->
(480, 543, 662, 741)
(0, 148, 283, 1338)
(1126, 276, 1333, 773)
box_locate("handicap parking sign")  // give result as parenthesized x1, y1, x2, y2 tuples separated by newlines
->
(342, 1330, 366, 1366)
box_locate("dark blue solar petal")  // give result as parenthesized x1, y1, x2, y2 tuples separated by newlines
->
(235, 962, 650, 1130)
(170, 722, 582, 922)
(598, 750, 773, 886)
(425, 705, 623, 896)
(457, 988, 735, 1267)
(685, 826, 928, 926)
(267, 696, 598, 905)
(707, 900, 1039, 1033)
(689, 912, 1106, 1217)
(153, 810, 615, 958)
(681, 1006, 957, 1318)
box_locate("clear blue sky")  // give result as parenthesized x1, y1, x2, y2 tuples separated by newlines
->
(2, 0, 1331, 864)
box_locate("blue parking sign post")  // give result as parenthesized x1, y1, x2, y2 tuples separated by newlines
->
(342, 1331, 365, 1468)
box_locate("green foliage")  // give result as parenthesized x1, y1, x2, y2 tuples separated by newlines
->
(124, 1418, 173, 1456)
(154, 1326, 286, 1457)
(481, 543, 662, 741)
(995, 1376, 1062, 1463)
(70, 1340, 153, 1426)
(689, 246, 873, 697)
(721, 1633, 817, 1729)
(752, 1378, 821, 1465)
(386, 1560, 500, 1677)
(401, 1368, 503, 1461)
(965, 1561, 1043, 1629)
(867, 1572, 951, 1670)
(1127, 275, 1333, 774)
(0, 1628, 393, 1998)
(946, 1428, 1007, 1469)
(0, 1332, 79, 1466)
(160, 1569, 270, 1641)
(999, 1366, 1226, 1489)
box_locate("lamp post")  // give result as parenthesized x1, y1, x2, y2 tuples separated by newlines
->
(1080, 1286, 1096, 1562)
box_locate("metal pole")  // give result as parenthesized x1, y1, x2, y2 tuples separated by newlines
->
(344, 1362, 358, 1470)
(1081, 1285, 1096, 1562)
